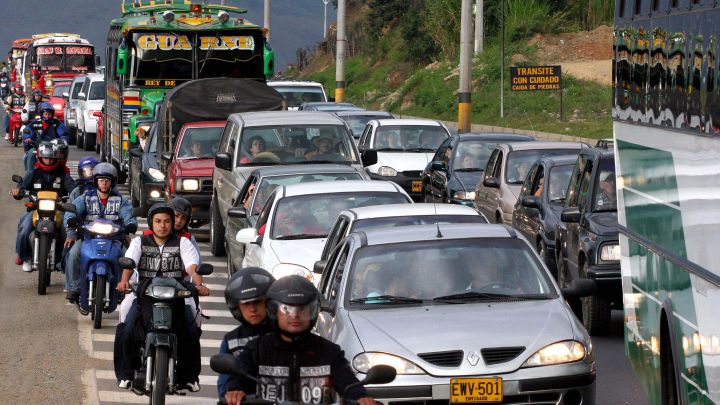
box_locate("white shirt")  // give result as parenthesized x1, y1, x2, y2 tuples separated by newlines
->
(125, 235, 200, 271)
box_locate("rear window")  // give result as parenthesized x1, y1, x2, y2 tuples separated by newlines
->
(374, 125, 449, 151)
(505, 149, 580, 184)
(177, 126, 223, 158)
(88, 82, 105, 100)
(272, 86, 326, 108)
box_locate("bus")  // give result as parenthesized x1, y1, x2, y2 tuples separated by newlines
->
(614, 1, 720, 404)
(9, 38, 31, 82)
(103, 1, 274, 182)
(22, 33, 96, 94)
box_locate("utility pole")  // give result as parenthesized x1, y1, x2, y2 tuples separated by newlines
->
(335, 0, 346, 102)
(474, 0, 483, 54)
(458, 0, 473, 133)
(264, 0, 271, 42)
(323, 0, 329, 40)
(500, 0, 505, 118)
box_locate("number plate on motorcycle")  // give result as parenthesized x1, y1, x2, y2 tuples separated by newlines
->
(450, 377, 503, 403)
(411, 181, 423, 192)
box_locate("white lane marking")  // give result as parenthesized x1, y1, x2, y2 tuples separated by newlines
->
(95, 369, 219, 386)
(92, 334, 222, 348)
(98, 390, 216, 404)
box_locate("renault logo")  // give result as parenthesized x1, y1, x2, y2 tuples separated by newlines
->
(467, 350, 480, 366)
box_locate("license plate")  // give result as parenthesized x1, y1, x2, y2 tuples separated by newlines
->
(450, 377, 503, 403)
(411, 181, 423, 192)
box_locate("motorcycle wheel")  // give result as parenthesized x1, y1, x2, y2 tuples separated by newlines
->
(151, 346, 169, 405)
(13, 127, 19, 147)
(37, 234, 49, 295)
(92, 274, 106, 329)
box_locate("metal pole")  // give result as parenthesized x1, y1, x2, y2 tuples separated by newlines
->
(335, 0, 346, 102)
(264, 0, 271, 42)
(474, 0, 484, 54)
(323, 0, 329, 40)
(458, 0, 473, 133)
(500, 0, 504, 119)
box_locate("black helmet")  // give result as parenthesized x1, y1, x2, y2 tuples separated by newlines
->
(266, 275, 320, 336)
(225, 267, 275, 324)
(92, 162, 118, 188)
(147, 203, 175, 232)
(169, 197, 192, 228)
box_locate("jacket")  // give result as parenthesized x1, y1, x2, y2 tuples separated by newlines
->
(64, 188, 136, 239)
(19, 164, 74, 196)
(22, 117, 67, 151)
(217, 319, 274, 398)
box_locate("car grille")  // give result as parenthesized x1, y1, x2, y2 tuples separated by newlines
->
(417, 350, 463, 367)
(403, 170, 422, 178)
(201, 178, 213, 193)
(481, 346, 526, 365)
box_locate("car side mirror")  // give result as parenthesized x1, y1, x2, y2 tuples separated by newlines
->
(215, 153, 232, 171)
(196, 263, 214, 276)
(92, 111, 102, 118)
(361, 149, 378, 167)
(430, 161, 447, 171)
(236, 227, 259, 244)
(209, 353, 244, 377)
(313, 260, 327, 274)
(342, 365, 396, 398)
(116, 43, 129, 76)
(227, 207, 247, 219)
(483, 177, 500, 188)
(77, 92, 86, 101)
(560, 207, 581, 223)
(161, 152, 173, 163)
(118, 257, 136, 270)
(521, 195, 539, 208)
(62, 92, 69, 100)
(561, 279, 597, 298)
(129, 147, 143, 158)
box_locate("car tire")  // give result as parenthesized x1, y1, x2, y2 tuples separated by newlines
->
(580, 261, 610, 336)
(210, 197, 226, 257)
(76, 129, 84, 149)
(137, 184, 149, 218)
(538, 239, 554, 276)
(83, 132, 95, 151)
(68, 127, 77, 145)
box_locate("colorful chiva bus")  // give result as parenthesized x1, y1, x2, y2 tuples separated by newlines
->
(614, 0, 720, 404)
(22, 33, 96, 93)
(103, 1, 275, 182)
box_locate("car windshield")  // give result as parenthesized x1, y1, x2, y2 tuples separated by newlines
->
(373, 125, 448, 151)
(238, 124, 358, 166)
(273, 86, 326, 108)
(548, 164, 574, 203)
(340, 114, 391, 138)
(347, 238, 556, 304)
(352, 214, 487, 232)
(36, 45, 95, 73)
(248, 172, 364, 217)
(270, 192, 409, 239)
(177, 126, 223, 158)
(88, 82, 105, 100)
(592, 158, 617, 212)
(453, 140, 497, 171)
(52, 85, 69, 97)
(506, 149, 580, 184)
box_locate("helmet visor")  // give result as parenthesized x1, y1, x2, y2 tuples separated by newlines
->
(80, 166, 94, 179)
(277, 302, 318, 322)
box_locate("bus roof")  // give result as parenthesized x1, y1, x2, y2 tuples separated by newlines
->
(31, 33, 81, 40)
(11, 38, 31, 49)
(112, 2, 260, 31)
(120, 1, 246, 17)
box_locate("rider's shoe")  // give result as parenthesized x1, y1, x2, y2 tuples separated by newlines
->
(4, 133, 8, 141)
(15, 257, 23, 266)
(118, 379, 132, 390)
(22, 261, 32, 272)
(66, 290, 79, 304)
(180, 381, 201, 392)
(76, 302, 89, 316)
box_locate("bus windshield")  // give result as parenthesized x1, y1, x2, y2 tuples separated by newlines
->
(197, 31, 264, 79)
(36, 45, 95, 73)
(130, 33, 193, 82)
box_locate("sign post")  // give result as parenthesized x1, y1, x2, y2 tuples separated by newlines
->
(509, 65, 563, 120)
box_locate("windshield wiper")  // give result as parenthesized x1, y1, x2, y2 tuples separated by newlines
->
(432, 291, 515, 302)
(454, 168, 483, 172)
(406, 147, 435, 152)
(375, 148, 405, 152)
(350, 295, 424, 304)
(296, 160, 351, 165)
(274, 234, 327, 240)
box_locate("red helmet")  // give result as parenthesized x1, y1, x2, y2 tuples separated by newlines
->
(13, 83, 22, 92)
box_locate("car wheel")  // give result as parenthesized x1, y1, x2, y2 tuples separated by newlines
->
(83, 132, 95, 151)
(210, 197, 226, 256)
(580, 261, 610, 336)
(76, 129, 84, 149)
(538, 239, 554, 276)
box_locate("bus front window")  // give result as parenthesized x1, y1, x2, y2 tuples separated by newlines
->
(130, 33, 193, 84)
(197, 32, 264, 79)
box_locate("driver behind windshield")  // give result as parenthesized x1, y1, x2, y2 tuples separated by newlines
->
(305, 129, 338, 159)
(596, 171, 617, 209)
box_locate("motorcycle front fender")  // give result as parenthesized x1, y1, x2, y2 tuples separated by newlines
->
(144, 332, 177, 360)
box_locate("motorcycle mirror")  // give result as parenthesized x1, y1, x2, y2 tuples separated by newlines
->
(63, 203, 77, 213)
(342, 365, 396, 398)
(118, 257, 136, 270)
(125, 223, 138, 235)
(209, 354, 259, 383)
(11, 174, 22, 183)
(196, 263, 214, 276)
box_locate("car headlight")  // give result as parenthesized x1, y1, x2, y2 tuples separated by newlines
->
(600, 243, 620, 261)
(148, 168, 165, 181)
(273, 263, 314, 282)
(53, 103, 62, 110)
(377, 166, 397, 177)
(453, 191, 476, 200)
(45, 79, 52, 87)
(178, 178, 200, 192)
(522, 340, 586, 368)
(38, 199, 56, 212)
(149, 285, 176, 299)
(353, 352, 426, 375)
(87, 221, 119, 235)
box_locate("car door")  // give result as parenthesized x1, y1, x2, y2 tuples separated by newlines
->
(564, 156, 593, 274)
(514, 163, 541, 240)
(242, 190, 276, 268)
(475, 148, 503, 222)
(320, 215, 352, 261)
(316, 240, 352, 340)
(76, 77, 90, 132)
(426, 138, 452, 201)
(214, 121, 237, 219)
(225, 175, 258, 261)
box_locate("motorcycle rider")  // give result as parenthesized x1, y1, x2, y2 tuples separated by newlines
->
(114, 203, 210, 392)
(218, 267, 275, 402)
(9, 141, 74, 272)
(225, 275, 375, 405)
(5, 83, 25, 140)
(68, 156, 99, 202)
(169, 197, 200, 253)
(63, 163, 136, 307)
(22, 102, 67, 173)
(22, 88, 44, 124)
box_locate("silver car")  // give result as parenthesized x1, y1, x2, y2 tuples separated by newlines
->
(63, 74, 86, 144)
(315, 223, 596, 404)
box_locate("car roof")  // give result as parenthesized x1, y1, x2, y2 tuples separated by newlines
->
(182, 121, 225, 128)
(357, 223, 515, 246)
(303, 102, 356, 107)
(230, 111, 345, 127)
(71, 75, 86, 83)
(376, 118, 441, 127)
(280, 180, 405, 198)
(334, 110, 393, 117)
(537, 154, 579, 167)
(342, 203, 478, 220)
(456, 132, 535, 142)
(582, 146, 615, 158)
(267, 80, 324, 87)
(503, 141, 586, 151)
(250, 164, 361, 177)
(85, 73, 104, 82)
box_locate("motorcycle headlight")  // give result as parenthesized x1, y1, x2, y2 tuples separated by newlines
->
(453, 190, 476, 200)
(377, 166, 397, 177)
(600, 243, 620, 261)
(522, 340, 586, 368)
(272, 263, 314, 282)
(87, 221, 119, 235)
(148, 168, 165, 181)
(38, 199, 56, 212)
(178, 178, 200, 192)
(353, 352, 426, 375)
(149, 285, 176, 299)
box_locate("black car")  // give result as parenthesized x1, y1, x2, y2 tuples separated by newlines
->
(128, 122, 165, 217)
(511, 154, 579, 271)
(555, 145, 619, 335)
(421, 132, 535, 206)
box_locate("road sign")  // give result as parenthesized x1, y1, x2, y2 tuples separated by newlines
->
(509, 65, 563, 119)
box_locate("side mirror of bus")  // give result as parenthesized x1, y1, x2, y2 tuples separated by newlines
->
(95, 55, 101, 68)
(116, 45, 128, 76)
(263, 43, 275, 77)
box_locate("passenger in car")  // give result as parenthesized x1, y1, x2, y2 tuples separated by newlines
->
(239, 136, 266, 164)
(596, 172, 617, 208)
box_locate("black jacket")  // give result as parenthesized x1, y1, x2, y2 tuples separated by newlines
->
(218, 319, 274, 398)
(229, 332, 368, 403)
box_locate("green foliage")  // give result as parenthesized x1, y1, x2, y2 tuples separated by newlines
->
(398, 0, 440, 63)
(422, 0, 462, 58)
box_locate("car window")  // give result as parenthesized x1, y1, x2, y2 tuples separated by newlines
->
(271, 86, 326, 108)
(505, 149, 581, 185)
(454, 141, 496, 172)
(342, 115, 389, 138)
(218, 121, 236, 156)
(432, 138, 451, 163)
(321, 241, 348, 300)
(88, 81, 105, 100)
(177, 126, 223, 158)
(346, 238, 556, 304)
(577, 160, 594, 212)
(373, 125, 448, 151)
(592, 158, 617, 212)
(256, 191, 276, 237)
(548, 164, 574, 203)
(359, 124, 373, 148)
(520, 163, 539, 197)
(328, 243, 350, 304)
(565, 156, 585, 208)
(530, 165, 544, 197)
(492, 151, 504, 178)
(322, 216, 351, 260)
(235, 176, 258, 209)
(79, 78, 90, 97)
(71, 80, 83, 98)
(53, 85, 69, 97)
(483, 149, 500, 179)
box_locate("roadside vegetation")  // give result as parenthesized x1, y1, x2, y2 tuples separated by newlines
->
(293, 0, 614, 139)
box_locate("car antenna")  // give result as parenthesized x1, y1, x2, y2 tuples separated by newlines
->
(434, 204, 443, 238)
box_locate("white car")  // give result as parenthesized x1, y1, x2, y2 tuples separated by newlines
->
(359, 118, 451, 200)
(74, 73, 105, 151)
(63, 74, 86, 143)
(267, 80, 328, 110)
(235, 180, 412, 283)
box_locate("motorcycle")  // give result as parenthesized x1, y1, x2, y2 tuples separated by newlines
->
(210, 354, 397, 405)
(68, 217, 137, 329)
(118, 257, 213, 405)
(12, 174, 76, 295)
(8, 105, 23, 146)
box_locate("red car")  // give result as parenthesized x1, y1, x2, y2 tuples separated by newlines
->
(48, 81, 71, 122)
(163, 121, 225, 227)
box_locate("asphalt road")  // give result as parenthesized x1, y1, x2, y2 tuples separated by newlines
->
(0, 143, 650, 404)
